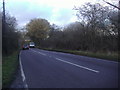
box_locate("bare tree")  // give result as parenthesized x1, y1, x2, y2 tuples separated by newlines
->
(2, 12, 21, 55)
(103, 0, 120, 10)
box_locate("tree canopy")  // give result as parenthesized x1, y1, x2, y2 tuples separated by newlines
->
(26, 18, 50, 45)
(2, 13, 21, 55)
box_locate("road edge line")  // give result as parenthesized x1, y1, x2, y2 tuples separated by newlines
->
(19, 51, 28, 89)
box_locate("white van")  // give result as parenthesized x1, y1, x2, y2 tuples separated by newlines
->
(29, 42, 35, 48)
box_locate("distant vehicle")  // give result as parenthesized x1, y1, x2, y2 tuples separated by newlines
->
(29, 42, 35, 48)
(22, 44, 29, 50)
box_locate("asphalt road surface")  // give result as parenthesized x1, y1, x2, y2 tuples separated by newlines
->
(18, 48, 118, 88)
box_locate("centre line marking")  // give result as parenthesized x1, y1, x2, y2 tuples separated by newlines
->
(55, 58, 99, 73)
(31, 49, 99, 73)
(31, 49, 46, 56)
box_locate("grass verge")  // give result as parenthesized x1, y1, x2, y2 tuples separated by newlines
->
(0, 60, 2, 89)
(40, 48, 119, 62)
(2, 51, 19, 88)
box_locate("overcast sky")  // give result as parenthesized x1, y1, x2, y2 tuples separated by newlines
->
(0, 0, 118, 28)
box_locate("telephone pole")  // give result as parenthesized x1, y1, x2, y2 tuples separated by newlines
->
(2, 0, 8, 55)
(2, 0, 6, 34)
(118, 1, 120, 54)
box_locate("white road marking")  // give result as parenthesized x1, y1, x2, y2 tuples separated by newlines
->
(55, 58, 99, 73)
(95, 58, 118, 64)
(30, 49, 99, 73)
(31, 49, 46, 56)
(38, 52, 46, 56)
(49, 56, 52, 57)
(19, 52, 28, 89)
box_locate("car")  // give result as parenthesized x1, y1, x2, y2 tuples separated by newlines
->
(29, 42, 35, 48)
(22, 44, 29, 50)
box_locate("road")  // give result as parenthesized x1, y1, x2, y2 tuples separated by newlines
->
(19, 48, 118, 88)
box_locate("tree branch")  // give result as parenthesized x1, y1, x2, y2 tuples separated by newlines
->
(103, 0, 120, 10)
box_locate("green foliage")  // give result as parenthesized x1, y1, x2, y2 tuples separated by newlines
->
(26, 18, 50, 45)
(2, 13, 21, 56)
(0, 61, 1, 89)
(40, 48, 119, 62)
(2, 51, 19, 88)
